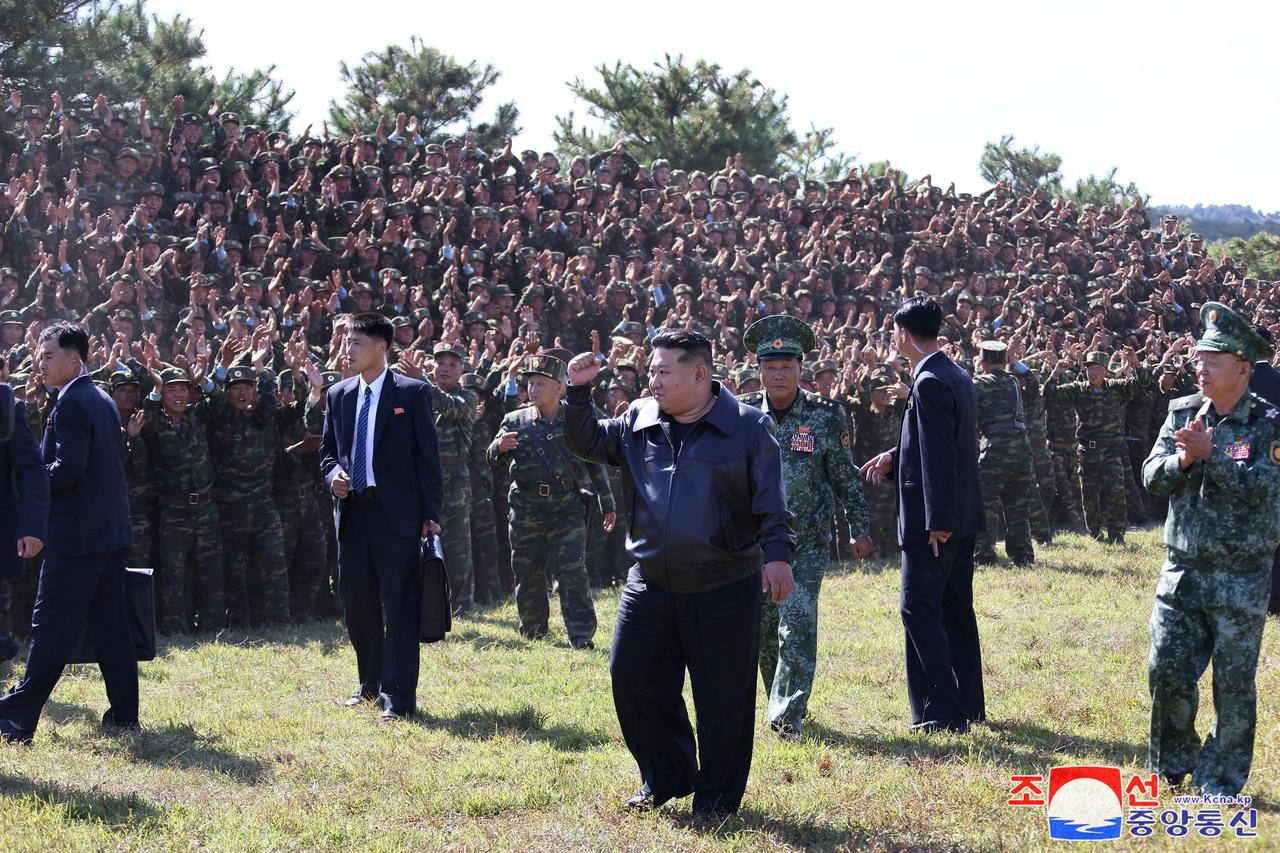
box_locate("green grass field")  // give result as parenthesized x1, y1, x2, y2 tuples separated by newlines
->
(0, 528, 1278, 850)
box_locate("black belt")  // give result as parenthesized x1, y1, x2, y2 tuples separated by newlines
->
(166, 487, 213, 506)
(346, 486, 377, 502)
(277, 483, 312, 500)
(1080, 439, 1119, 450)
(983, 420, 1025, 433)
(514, 479, 575, 497)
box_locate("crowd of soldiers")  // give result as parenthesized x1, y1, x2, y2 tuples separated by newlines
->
(0, 85, 1265, 638)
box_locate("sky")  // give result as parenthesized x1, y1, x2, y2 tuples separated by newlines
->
(145, 0, 1280, 210)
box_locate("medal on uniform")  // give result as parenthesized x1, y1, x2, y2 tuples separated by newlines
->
(1271, 441, 1280, 464)
(791, 425, 815, 453)
(1225, 440, 1251, 461)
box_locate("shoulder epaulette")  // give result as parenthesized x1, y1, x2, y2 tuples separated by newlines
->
(1168, 392, 1204, 412)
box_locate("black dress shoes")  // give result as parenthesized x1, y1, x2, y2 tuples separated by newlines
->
(101, 709, 140, 732)
(623, 791, 656, 812)
(380, 707, 411, 722)
(0, 718, 33, 744)
(569, 637, 595, 650)
(911, 719, 970, 734)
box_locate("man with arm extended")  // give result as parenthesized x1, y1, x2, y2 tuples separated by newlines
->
(564, 328, 794, 819)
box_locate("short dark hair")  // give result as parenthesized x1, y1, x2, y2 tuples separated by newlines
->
(349, 313, 393, 348)
(40, 321, 89, 360)
(893, 297, 943, 339)
(651, 328, 712, 369)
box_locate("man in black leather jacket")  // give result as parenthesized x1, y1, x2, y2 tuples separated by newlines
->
(565, 328, 794, 819)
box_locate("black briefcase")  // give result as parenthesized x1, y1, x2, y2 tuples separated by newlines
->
(67, 567, 157, 664)
(418, 535, 451, 643)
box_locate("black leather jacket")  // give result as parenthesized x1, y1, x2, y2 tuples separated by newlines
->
(566, 381, 795, 593)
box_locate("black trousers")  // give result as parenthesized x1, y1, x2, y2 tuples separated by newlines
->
(610, 565, 762, 815)
(900, 535, 985, 725)
(336, 497, 422, 715)
(0, 549, 137, 736)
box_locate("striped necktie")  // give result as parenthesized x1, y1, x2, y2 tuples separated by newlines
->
(351, 386, 372, 493)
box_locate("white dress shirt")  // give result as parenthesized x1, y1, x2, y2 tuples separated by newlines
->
(355, 368, 387, 488)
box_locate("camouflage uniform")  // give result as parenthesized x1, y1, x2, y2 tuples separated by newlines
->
(973, 350, 1036, 565)
(849, 376, 902, 552)
(428, 374, 479, 614)
(1019, 366, 1056, 543)
(1046, 357, 1148, 542)
(488, 398, 614, 643)
(1141, 304, 1280, 797)
(742, 387, 869, 732)
(273, 372, 327, 622)
(1044, 373, 1087, 533)
(468, 408, 503, 604)
(209, 366, 289, 628)
(143, 372, 225, 633)
(108, 371, 156, 570)
(305, 385, 342, 618)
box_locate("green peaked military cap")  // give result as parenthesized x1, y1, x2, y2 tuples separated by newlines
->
(743, 315, 816, 360)
(226, 365, 256, 385)
(521, 352, 567, 382)
(159, 367, 193, 386)
(979, 340, 1008, 363)
(1197, 302, 1273, 363)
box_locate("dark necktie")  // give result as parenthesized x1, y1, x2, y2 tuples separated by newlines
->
(351, 386, 372, 493)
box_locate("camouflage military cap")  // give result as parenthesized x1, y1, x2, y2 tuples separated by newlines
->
(390, 315, 412, 329)
(460, 373, 484, 391)
(226, 365, 256, 386)
(812, 359, 838, 377)
(744, 314, 816, 361)
(432, 341, 467, 362)
(320, 371, 343, 388)
(1083, 351, 1110, 368)
(736, 367, 760, 383)
(108, 370, 139, 389)
(159, 367, 193, 386)
(276, 369, 296, 390)
(522, 353, 567, 383)
(1197, 301, 1273, 363)
(979, 340, 1009, 364)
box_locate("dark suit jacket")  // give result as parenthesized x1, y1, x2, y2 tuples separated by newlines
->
(42, 374, 133, 558)
(1251, 361, 1280, 408)
(320, 369, 444, 539)
(892, 351, 985, 547)
(0, 385, 48, 578)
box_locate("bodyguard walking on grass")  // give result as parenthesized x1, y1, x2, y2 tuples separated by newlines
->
(565, 329, 795, 819)
(0, 323, 136, 742)
(321, 313, 444, 722)
(1142, 303, 1280, 797)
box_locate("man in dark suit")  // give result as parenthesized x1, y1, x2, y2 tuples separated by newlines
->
(0, 382, 48, 662)
(862, 297, 986, 733)
(1246, 325, 1280, 615)
(0, 323, 136, 742)
(321, 313, 444, 721)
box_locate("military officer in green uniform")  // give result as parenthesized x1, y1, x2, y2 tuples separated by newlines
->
(141, 362, 226, 633)
(851, 366, 905, 552)
(209, 363, 289, 628)
(1047, 349, 1143, 543)
(109, 369, 154, 569)
(461, 372, 504, 605)
(973, 341, 1036, 566)
(1142, 302, 1280, 797)
(429, 341, 479, 615)
(740, 315, 873, 738)
(273, 368, 327, 622)
(487, 352, 615, 648)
